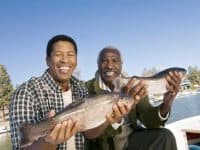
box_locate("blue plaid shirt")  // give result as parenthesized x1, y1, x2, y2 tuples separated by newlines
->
(9, 70, 88, 150)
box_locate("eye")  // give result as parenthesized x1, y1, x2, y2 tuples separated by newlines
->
(54, 52, 62, 57)
(100, 59, 108, 64)
(68, 51, 75, 56)
(112, 58, 120, 63)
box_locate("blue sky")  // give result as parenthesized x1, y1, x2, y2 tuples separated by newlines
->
(0, 0, 200, 87)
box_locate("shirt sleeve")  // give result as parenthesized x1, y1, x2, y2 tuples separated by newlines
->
(9, 84, 36, 149)
(158, 108, 170, 121)
(111, 118, 125, 130)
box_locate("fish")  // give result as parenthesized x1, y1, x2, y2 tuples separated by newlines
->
(113, 67, 187, 106)
(19, 93, 133, 148)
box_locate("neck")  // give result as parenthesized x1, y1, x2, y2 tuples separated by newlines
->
(57, 80, 70, 91)
(104, 81, 114, 91)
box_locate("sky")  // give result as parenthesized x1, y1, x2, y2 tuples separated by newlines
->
(0, 0, 200, 87)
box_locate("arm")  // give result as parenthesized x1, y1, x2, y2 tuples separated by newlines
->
(137, 71, 182, 127)
(160, 71, 182, 117)
(84, 121, 110, 139)
(136, 96, 166, 128)
(9, 84, 37, 149)
(9, 85, 80, 149)
(25, 114, 80, 150)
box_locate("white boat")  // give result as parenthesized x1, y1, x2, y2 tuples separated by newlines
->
(166, 115, 200, 150)
(0, 126, 8, 134)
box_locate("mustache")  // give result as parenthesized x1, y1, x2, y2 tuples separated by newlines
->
(102, 69, 117, 72)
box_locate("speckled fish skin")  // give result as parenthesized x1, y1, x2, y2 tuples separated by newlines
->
(113, 67, 186, 106)
(19, 92, 133, 148)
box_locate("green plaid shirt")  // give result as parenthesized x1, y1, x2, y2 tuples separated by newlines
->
(9, 70, 88, 150)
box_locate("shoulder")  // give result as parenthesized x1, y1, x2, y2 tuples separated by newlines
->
(85, 78, 106, 96)
(13, 76, 44, 97)
(85, 78, 96, 88)
(71, 76, 88, 98)
(71, 76, 87, 89)
(85, 78, 100, 96)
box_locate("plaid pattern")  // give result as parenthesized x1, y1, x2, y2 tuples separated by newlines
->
(9, 70, 88, 150)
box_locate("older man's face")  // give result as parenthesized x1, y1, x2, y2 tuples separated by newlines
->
(98, 50, 122, 85)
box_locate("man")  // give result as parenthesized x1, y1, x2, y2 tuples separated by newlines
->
(85, 47, 181, 150)
(9, 35, 88, 150)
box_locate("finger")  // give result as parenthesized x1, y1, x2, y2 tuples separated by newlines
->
(166, 75, 179, 91)
(45, 123, 61, 144)
(117, 101, 129, 115)
(46, 110, 56, 118)
(65, 120, 74, 139)
(56, 121, 67, 143)
(168, 74, 180, 92)
(167, 72, 177, 85)
(166, 81, 174, 92)
(137, 88, 147, 100)
(70, 120, 80, 136)
(168, 72, 181, 85)
(123, 78, 137, 94)
(105, 112, 115, 124)
(112, 104, 122, 119)
(130, 80, 146, 98)
(174, 71, 182, 80)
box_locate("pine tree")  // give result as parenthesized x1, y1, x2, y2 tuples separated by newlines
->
(0, 64, 13, 121)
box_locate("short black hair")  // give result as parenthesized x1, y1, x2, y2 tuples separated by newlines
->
(46, 34, 77, 57)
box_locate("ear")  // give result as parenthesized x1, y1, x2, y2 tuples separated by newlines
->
(46, 56, 50, 67)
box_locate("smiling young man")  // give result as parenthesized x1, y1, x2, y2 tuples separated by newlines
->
(85, 47, 180, 150)
(9, 35, 88, 150)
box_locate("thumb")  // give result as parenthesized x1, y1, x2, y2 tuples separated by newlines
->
(47, 110, 55, 118)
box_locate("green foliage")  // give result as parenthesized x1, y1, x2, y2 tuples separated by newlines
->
(141, 67, 159, 77)
(0, 64, 13, 108)
(141, 66, 200, 87)
(187, 66, 200, 85)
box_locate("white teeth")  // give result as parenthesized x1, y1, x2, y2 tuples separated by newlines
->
(60, 67, 70, 70)
(105, 71, 114, 76)
(59, 67, 70, 73)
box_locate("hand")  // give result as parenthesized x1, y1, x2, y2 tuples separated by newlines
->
(123, 78, 147, 104)
(164, 71, 182, 105)
(106, 101, 131, 124)
(160, 71, 183, 117)
(44, 110, 80, 145)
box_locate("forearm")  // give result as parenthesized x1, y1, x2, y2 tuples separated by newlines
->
(84, 121, 109, 139)
(24, 138, 56, 150)
(159, 101, 172, 118)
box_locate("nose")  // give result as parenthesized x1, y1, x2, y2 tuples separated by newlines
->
(60, 54, 69, 63)
(106, 60, 114, 69)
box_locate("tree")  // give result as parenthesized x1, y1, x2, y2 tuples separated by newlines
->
(0, 64, 13, 121)
(141, 67, 159, 77)
(187, 66, 200, 85)
(73, 67, 81, 79)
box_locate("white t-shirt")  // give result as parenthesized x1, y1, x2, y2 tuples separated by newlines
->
(62, 89, 76, 150)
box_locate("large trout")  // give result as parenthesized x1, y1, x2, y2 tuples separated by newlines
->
(114, 67, 186, 106)
(19, 93, 133, 148)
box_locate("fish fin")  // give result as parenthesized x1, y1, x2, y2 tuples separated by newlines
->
(60, 100, 85, 113)
(153, 67, 186, 78)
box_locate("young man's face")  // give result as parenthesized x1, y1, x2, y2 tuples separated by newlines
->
(98, 50, 122, 85)
(46, 41, 77, 84)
